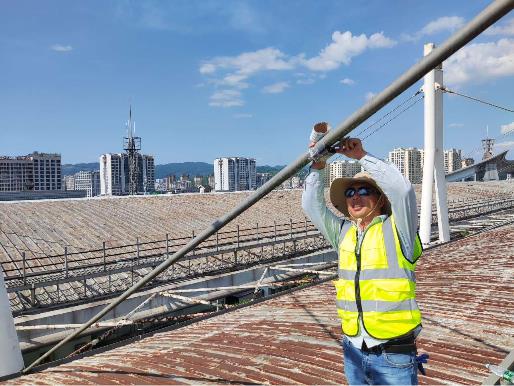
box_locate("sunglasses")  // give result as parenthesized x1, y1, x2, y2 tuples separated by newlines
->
(344, 186, 376, 198)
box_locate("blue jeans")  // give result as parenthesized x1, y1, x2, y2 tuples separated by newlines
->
(342, 336, 418, 385)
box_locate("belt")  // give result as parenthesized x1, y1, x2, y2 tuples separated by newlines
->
(361, 337, 416, 355)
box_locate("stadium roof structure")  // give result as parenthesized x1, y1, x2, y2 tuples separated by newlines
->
(446, 151, 509, 182)
(8, 222, 514, 385)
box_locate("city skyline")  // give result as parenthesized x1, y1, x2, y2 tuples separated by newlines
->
(2, 1, 514, 165)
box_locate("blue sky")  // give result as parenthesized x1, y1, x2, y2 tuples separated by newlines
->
(1, 1, 514, 165)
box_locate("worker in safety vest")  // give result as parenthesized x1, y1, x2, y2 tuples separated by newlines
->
(302, 122, 422, 385)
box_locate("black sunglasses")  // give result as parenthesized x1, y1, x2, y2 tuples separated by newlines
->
(344, 186, 376, 198)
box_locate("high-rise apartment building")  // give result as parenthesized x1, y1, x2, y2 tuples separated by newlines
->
(323, 162, 331, 188)
(0, 152, 61, 192)
(256, 172, 271, 188)
(208, 175, 215, 189)
(389, 147, 464, 181)
(99, 153, 155, 196)
(64, 175, 75, 191)
(388, 148, 423, 184)
(141, 155, 155, 193)
(214, 157, 256, 192)
(193, 176, 203, 187)
(74, 171, 101, 197)
(100, 153, 126, 196)
(444, 149, 462, 173)
(329, 160, 362, 185)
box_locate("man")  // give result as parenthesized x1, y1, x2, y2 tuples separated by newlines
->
(302, 122, 422, 385)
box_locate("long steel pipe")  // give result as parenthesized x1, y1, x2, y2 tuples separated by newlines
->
(23, 0, 514, 374)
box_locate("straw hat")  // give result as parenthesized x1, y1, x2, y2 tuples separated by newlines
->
(329, 171, 392, 218)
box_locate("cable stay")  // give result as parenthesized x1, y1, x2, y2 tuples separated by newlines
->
(330, 91, 424, 163)
(360, 93, 424, 141)
(441, 86, 514, 113)
(355, 90, 423, 139)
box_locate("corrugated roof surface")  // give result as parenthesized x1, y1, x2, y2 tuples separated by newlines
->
(3, 182, 513, 313)
(8, 223, 514, 385)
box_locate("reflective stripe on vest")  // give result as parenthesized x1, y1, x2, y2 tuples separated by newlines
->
(333, 215, 422, 340)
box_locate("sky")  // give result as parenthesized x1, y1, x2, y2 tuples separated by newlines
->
(1, 0, 514, 165)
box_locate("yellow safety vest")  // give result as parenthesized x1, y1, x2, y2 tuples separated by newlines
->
(333, 215, 422, 340)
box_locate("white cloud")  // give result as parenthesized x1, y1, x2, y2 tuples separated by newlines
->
(365, 92, 376, 101)
(501, 122, 514, 135)
(50, 44, 73, 52)
(200, 30, 395, 107)
(199, 63, 216, 74)
(495, 141, 514, 149)
(209, 90, 244, 107)
(297, 78, 315, 85)
(233, 113, 253, 119)
(200, 47, 294, 76)
(340, 78, 355, 85)
(403, 16, 465, 41)
(212, 74, 249, 89)
(303, 31, 396, 71)
(448, 123, 464, 128)
(262, 82, 289, 94)
(445, 38, 514, 85)
(485, 18, 514, 36)
(421, 16, 465, 35)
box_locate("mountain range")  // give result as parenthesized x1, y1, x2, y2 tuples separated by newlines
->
(62, 162, 287, 179)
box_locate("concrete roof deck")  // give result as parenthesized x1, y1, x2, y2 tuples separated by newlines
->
(9, 222, 514, 385)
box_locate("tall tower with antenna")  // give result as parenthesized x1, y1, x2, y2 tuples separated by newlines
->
(123, 106, 141, 195)
(481, 125, 495, 160)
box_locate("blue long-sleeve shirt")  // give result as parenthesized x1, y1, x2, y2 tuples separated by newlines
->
(301, 153, 419, 347)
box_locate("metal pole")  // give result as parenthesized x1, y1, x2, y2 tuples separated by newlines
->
(64, 246, 68, 278)
(433, 46, 450, 242)
(419, 43, 436, 245)
(103, 241, 106, 272)
(191, 230, 195, 257)
(24, 0, 514, 373)
(136, 237, 140, 266)
(22, 252, 26, 286)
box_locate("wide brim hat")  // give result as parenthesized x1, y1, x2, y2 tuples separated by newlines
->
(329, 171, 392, 218)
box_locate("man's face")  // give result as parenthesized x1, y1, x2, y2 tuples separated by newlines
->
(345, 183, 381, 219)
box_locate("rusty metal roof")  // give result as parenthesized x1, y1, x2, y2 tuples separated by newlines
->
(2, 182, 513, 313)
(7, 223, 514, 385)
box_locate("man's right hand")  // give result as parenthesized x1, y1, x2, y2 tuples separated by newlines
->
(337, 138, 367, 160)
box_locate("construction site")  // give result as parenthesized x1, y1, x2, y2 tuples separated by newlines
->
(1, 1, 514, 385)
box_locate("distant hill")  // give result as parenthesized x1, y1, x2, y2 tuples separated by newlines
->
(156, 162, 213, 179)
(62, 163, 99, 176)
(257, 165, 285, 174)
(63, 161, 290, 179)
(157, 163, 287, 179)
